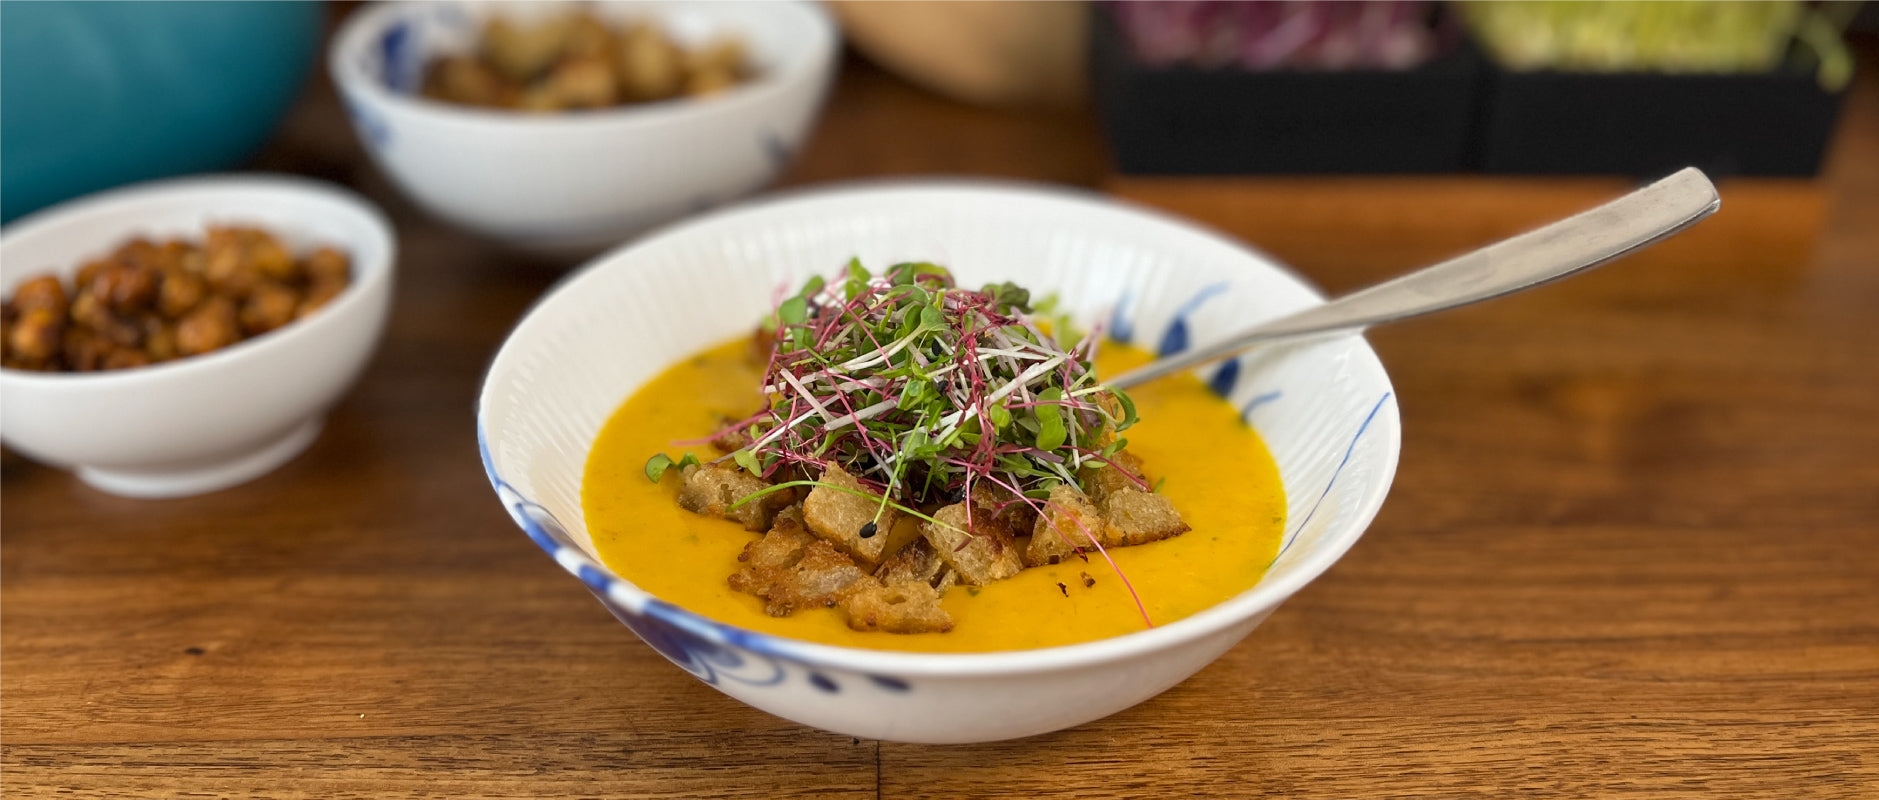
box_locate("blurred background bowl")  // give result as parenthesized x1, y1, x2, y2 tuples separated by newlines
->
(328, 0, 839, 257)
(0, 175, 395, 498)
(0, 1, 323, 223)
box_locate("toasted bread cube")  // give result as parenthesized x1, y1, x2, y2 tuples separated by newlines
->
(802, 465, 905, 566)
(1098, 487, 1190, 546)
(1028, 484, 1105, 566)
(922, 503, 1024, 585)
(676, 463, 788, 531)
(735, 506, 812, 570)
(1078, 450, 1147, 506)
(728, 513, 871, 617)
(970, 481, 1039, 537)
(842, 578, 954, 634)
(875, 537, 957, 594)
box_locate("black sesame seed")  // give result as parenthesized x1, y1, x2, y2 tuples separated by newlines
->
(858, 521, 878, 539)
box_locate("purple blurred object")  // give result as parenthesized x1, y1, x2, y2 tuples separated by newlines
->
(1114, 0, 1455, 71)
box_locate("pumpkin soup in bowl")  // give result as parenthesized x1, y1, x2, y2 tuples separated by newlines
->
(582, 263, 1287, 652)
(477, 182, 1398, 743)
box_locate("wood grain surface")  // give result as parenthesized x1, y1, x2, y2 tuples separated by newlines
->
(5, 26, 1876, 800)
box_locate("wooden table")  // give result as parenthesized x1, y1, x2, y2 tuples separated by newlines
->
(6, 35, 1876, 799)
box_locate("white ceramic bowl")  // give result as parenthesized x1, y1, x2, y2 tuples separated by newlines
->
(477, 182, 1400, 743)
(0, 176, 395, 498)
(329, 0, 838, 256)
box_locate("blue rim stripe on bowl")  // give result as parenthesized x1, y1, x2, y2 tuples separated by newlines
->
(1277, 391, 1395, 559)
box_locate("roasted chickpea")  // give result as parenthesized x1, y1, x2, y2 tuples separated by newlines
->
(61, 326, 111, 371)
(111, 238, 165, 273)
(245, 229, 299, 283)
(175, 296, 240, 357)
(75, 259, 113, 291)
(158, 267, 208, 319)
(423, 55, 515, 107)
(203, 227, 262, 297)
(155, 240, 195, 272)
(101, 347, 153, 370)
(684, 38, 746, 83)
(616, 21, 684, 101)
(685, 66, 737, 97)
(240, 280, 301, 336)
(297, 279, 348, 319)
(143, 317, 179, 362)
(566, 14, 614, 59)
(11, 275, 70, 314)
(92, 263, 160, 315)
(304, 247, 351, 286)
(9, 307, 65, 363)
(70, 290, 142, 348)
(482, 15, 575, 82)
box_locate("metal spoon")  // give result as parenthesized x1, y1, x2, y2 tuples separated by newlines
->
(1106, 166, 1721, 390)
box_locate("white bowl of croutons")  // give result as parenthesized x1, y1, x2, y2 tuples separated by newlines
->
(0, 175, 395, 498)
(478, 181, 1400, 743)
(329, 0, 838, 257)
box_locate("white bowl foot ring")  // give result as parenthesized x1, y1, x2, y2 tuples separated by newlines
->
(75, 418, 325, 499)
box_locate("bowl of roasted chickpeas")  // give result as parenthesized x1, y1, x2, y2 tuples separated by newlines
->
(329, 0, 838, 256)
(0, 175, 395, 498)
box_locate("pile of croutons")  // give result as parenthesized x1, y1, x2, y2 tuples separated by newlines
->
(671, 450, 1189, 635)
(422, 10, 749, 112)
(1, 227, 350, 372)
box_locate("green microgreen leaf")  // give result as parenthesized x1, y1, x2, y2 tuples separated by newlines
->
(1111, 387, 1139, 432)
(778, 296, 808, 326)
(644, 452, 699, 482)
(1034, 388, 1066, 451)
(797, 274, 826, 299)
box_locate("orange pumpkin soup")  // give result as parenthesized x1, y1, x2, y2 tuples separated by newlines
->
(583, 338, 1285, 653)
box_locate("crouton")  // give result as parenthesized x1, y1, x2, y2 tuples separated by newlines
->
(875, 537, 957, 594)
(675, 463, 790, 531)
(1078, 450, 1148, 506)
(1098, 488, 1190, 546)
(728, 511, 872, 616)
(1027, 484, 1104, 566)
(802, 465, 908, 566)
(970, 481, 1039, 536)
(709, 419, 753, 454)
(842, 577, 954, 634)
(734, 506, 812, 569)
(922, 503, 1024, 585)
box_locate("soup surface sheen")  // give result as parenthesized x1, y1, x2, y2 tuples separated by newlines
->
(583, 337, 1286, 653)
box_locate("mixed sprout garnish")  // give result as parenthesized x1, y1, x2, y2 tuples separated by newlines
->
(649, 261, 1145, 518)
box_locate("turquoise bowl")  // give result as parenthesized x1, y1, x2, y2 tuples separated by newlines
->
(0, 1, 322, 222)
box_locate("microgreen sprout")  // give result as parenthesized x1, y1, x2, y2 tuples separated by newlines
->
(720, 261, 1137, 509)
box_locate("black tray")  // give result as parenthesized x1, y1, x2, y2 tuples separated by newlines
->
(1090, 4, 1482, 175)
(1473, 62, 1849, 177)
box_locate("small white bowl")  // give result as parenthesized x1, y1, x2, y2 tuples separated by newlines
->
(329, 0, 839, 256)
(0, 175, 395, 498)
(478, 181, 1400, 743)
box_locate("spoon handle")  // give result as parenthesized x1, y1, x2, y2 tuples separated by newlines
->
(1107, 166, 1722, 390)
